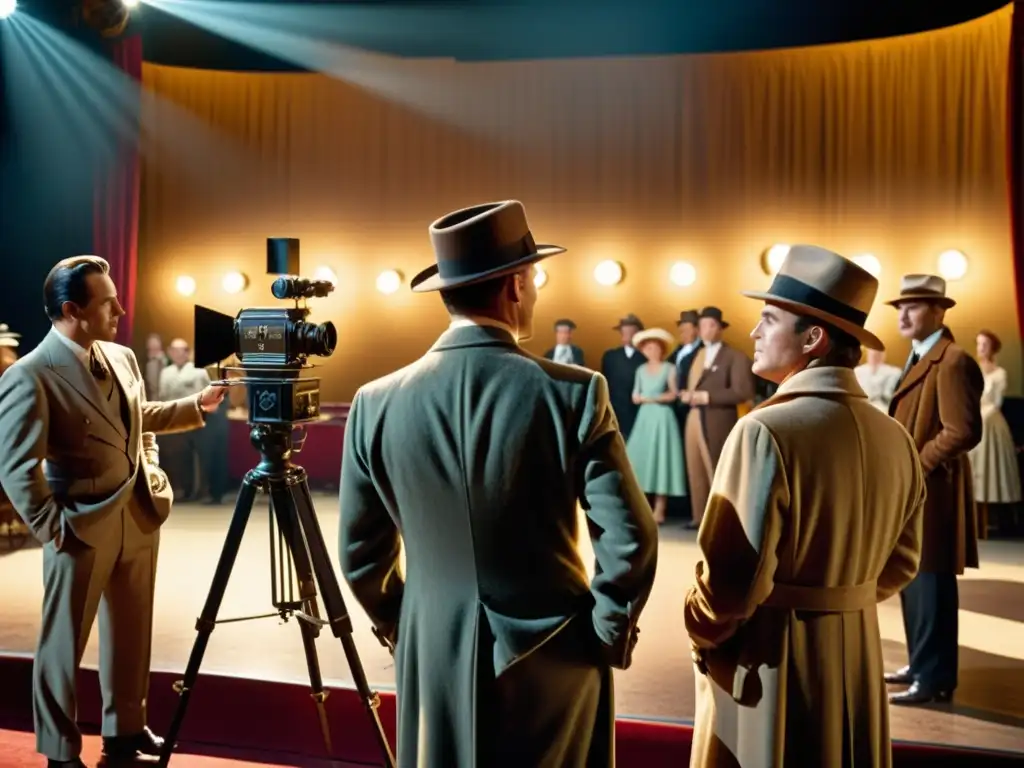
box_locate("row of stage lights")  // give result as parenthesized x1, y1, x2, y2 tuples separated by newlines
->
(172, 246, 971, 298)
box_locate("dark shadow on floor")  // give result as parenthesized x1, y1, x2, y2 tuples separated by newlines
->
(957, 580, 1024, 623)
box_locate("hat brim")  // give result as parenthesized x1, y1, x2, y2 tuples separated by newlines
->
(409, 245, 565, 293)
(632, 330, 676, 353)
(884, 293, 956, 309)
(741, 290, 885, 351)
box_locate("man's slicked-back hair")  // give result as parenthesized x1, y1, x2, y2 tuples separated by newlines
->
(43, 256, 110, 321)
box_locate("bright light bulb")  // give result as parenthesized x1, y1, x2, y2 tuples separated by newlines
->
(852, 254, 881, 278)
(669, 261, 697, 287)
(123, 0, 140, 8)
(937, 249, 968, 281)
(0, 0, 17, 21)
(376, 269, 403, 295)
(534, 266, 548, 289)
(175, 275, 196, 297)
(221, 271, 248, 294)
(593, 260, 624, 286)
(313, 266, 338, 286)
(764, 244, 790, 275)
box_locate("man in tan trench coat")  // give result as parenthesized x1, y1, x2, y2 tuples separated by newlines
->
(684, 246, 926, 767)
(884, 275, 983, 705)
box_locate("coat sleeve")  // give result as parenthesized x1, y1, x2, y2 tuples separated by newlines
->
(338, 389, 404, 646)
(125, 350, 207, 436)
(918, 352, 984, 473)
(577, 373, 658, 669)
(0, 366, 63, 544)
(704, 349, 755, 406)
(877, 442, 926, 601)
(684, 417, 789, 650)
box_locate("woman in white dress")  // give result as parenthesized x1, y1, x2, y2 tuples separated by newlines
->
(969, 330, 1021, 533)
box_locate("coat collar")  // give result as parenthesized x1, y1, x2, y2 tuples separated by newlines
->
(430, 323, 519, 352)
(41, 332, 129, 440)
(891, 327, 954, 401)
(753, 366, 866, 411)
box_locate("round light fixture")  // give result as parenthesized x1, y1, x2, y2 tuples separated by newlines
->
(761, 244, 790, 275)
(175, 275, 196, 297)
(221, 271, 249, 294)
(593, 260, 624, 286)
(534, 266, 548, 289)
(376, 269, 403, 295)
(313, 266, 338, 286)
(937, 249, 968, 281)
(669, 261, 697, 287)
(0, 0, 18, 21)
(851, 254, 881, 278)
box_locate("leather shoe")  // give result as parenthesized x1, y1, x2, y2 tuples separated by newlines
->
(48, 760, 87, 768)
(101, 727, 165, 763)
(884, 665, 914, 685)
(889, 681, 953, 705)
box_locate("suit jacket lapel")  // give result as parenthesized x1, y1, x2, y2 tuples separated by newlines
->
(892, 333, 952, 401)
(43, 333, 128, 442)
(96, 343, 135, 445)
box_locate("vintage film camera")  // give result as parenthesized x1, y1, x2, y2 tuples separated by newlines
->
(193, 238, 337, 425)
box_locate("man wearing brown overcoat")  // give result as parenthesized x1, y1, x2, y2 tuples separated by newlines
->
(884, 274, 983, 705)
(685, 246, 926, 767)
(680, 307, 755, 528)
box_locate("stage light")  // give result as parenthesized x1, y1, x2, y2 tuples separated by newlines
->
(123, 0, 140, 8)
(221, 271, 249, 294)
(0, 0, 17, 21)
(81, 0, 131, 37)
(534, 266, 548, 289)
(593, 260, 624, 286)
(175, 275, 197, 297)
(937, 249, 968, 281)
(313, 266, 338, 286)
(669, 261, 697, 287)
(376, 269, 403, 295)
(761, 244, 790, 275)
(852, 254, 881, 277)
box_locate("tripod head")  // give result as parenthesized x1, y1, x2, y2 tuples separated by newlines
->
(248, 422, 303, 479)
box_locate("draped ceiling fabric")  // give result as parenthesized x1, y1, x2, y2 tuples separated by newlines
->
(138, 5, 1015, 403)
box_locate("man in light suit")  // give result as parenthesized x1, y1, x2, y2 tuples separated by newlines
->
(339, 201, 659, 768)
(0, 256, 226, 768)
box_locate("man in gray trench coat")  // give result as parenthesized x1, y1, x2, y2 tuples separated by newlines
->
(339, 200, 659, 767)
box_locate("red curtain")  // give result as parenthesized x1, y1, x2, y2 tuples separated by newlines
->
(93, 34, 143, 346)
(1011, 3, 1024, 343)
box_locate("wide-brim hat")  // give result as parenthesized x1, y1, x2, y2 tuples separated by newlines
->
(740, 244, 885, 351)
(698, 306, 729, 329)
(411, 200, 565, 292)
(884, 274, 956, 309)
(613, 313, 644, 331)
(0, 324, 20, 349)
(677, 309, 699, 326)
(632, 328, 676, 355)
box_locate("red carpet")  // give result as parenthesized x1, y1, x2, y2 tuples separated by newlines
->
(0, 655, 1018, 766)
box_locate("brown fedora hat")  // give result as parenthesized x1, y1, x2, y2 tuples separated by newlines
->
(884, 274, 956, 309)
(411, 200, 565, 293)
(741, 244, 885, 351)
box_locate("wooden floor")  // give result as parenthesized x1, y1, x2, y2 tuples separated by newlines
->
(1, 496, 1022, 754)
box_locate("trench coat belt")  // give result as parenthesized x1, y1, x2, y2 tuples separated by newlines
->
(763, 580, 876, 612)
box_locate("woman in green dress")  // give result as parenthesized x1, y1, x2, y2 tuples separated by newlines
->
(625, 328, 687, 524)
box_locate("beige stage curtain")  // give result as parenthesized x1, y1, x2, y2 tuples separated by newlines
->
(139, 5, 1014, 402)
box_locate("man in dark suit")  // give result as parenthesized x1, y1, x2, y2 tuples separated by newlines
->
(339, 201, 658, 768)
(884, 274, 983, 705)
(543, 318, 585, 366)
(600, 313, 646, 439)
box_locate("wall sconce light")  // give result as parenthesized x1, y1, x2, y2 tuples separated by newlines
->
(313, 266, 338, 286)
(221, 271, 249, 294)
(376, 269, 403, 295)
(761, 244, 790, 275)
(669, 261, 697, 287)
(534, 266, 548, 289)
(851, 254, 881, 278)
(937, 249, 968, 281)
(593, 260, 624, 286)
(175, 275, 196, 297)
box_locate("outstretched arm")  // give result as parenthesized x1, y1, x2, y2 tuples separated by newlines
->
(577, 373, 658, 669)
(338, 390, 404, 646)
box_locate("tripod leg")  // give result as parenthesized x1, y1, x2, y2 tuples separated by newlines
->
(279, 477, 397, 768)
(269, 494, 334, 754)
(158, 478, 260, 767)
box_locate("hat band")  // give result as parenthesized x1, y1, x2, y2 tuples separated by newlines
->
(768, 274, 868, 327)
(436, 232, 538, 280)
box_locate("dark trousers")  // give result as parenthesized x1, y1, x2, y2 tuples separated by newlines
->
(900, 571, 959, 690)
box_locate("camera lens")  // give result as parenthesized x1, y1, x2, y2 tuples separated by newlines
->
(292, 319, 337, 358)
